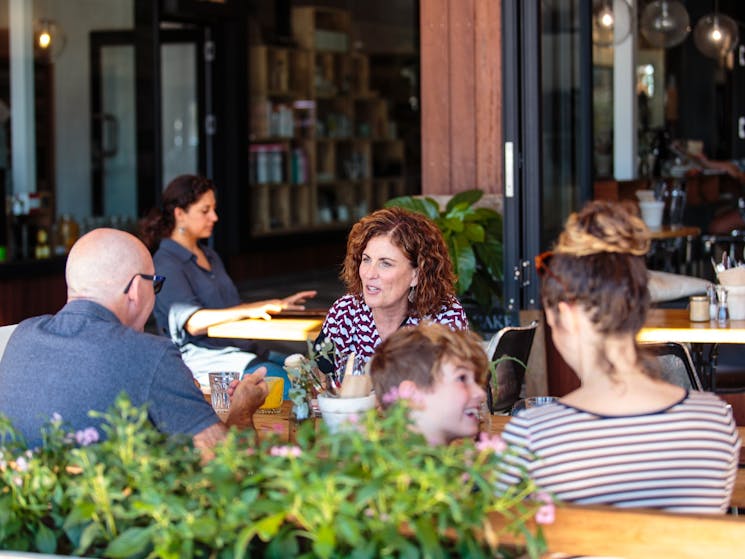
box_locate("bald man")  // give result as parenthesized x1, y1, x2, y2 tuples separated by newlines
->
(0, 229, 267, 452)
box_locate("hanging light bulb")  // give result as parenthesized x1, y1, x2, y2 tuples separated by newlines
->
(38, 27, 51, 50)
(592, 0, 632, 47)
(693, 2, 739, 61)
(33, 18, 67, 61)
(640, 0, 691, 49)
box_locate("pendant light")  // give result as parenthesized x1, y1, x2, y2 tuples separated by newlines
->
(640, 0, 691, 49)
(33, 18, 66, 61)
(592, 0, 633, 47)
(693, 1, 739, 60)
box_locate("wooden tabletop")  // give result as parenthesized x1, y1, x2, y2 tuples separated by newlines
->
(638, 308, 745, 344)
(207, 317, 324, 341)
(648, 225, 701, 240)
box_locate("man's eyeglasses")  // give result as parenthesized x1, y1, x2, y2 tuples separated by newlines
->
(123, 273, 166, 295)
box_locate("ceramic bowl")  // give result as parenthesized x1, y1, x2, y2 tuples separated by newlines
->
(317, 393, 376, 432)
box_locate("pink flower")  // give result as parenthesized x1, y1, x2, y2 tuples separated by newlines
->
(398, 383, 417, 399)
(269, 445, 302, 458)
(476, 432, 507, 454)
(535, 503, 555, 525)
(15, 456, 28, 472)
(382, 387, 400, 405)
(74, 427, 100, 447)
(12, 476, 22, 487)
(460, 473, 471, 484)
(533, 492, 555, 525)
(535, 491, 552, 505)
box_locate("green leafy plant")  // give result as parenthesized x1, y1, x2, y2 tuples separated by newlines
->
(385, 189, 503, 310)
(0, 394, 552, 558)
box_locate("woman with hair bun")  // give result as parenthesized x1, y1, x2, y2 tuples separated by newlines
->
(140, 174, 315, 395)
(500, 200, 740, 513)
(315, 206, 468, 376)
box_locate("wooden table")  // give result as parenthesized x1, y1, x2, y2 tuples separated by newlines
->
(638, 308, 745, 345)
(207, 317, 324, 341)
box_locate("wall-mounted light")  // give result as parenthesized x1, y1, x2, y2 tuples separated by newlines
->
(693, 1, 739, 61)
(33, 18, 66, 61)
(640, 0, 690, 49)
(592, 0, 632, 47)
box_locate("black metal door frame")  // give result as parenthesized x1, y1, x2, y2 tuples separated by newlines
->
(502, 0, 593, 315)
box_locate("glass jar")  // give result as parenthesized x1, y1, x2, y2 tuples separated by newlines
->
(689, 295, 709, 322)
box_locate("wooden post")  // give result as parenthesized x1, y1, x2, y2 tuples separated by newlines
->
(420, 0, 502, 195)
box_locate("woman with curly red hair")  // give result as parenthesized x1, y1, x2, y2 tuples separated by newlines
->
(315, 207, 468, 376)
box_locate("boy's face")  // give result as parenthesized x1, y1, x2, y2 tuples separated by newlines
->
(412, 357, 486, 445)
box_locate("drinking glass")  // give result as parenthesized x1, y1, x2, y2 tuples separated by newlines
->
(209, 371, 240, 421)
(257, 377, 284, 414)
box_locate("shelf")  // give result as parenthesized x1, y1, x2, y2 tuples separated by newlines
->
(247, 7, 407, 238)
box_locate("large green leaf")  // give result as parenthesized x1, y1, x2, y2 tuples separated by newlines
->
(474, 238, 503, 281)
(452, 236, 476, 294)
(443, 216, 465, 233)
(385, 196, 441, 220)
(104, 526, 154, 558)
(463, 223, 485, 243)
(445, 189, 483, 213)
(34, 523, 57, 554)
(312, 524, 336, 559)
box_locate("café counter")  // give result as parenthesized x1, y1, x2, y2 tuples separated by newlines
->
(0, 256, 67, 325)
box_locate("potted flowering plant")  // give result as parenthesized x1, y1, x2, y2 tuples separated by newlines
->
(0, 394, 552, 558)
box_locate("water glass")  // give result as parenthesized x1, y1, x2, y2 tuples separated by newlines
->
(209, 371, 240, 421)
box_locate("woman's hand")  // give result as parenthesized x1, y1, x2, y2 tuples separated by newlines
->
(280, 290, 318, 310)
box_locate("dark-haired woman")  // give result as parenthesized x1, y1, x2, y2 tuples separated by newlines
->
(140, 174, 315, 395)
(499, 200, 740, 513)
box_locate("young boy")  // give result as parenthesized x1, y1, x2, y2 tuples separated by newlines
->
(368, 322, 488, 445)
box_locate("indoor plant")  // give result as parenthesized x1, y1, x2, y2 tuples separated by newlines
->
(385, 190, 503, 328)
(0, 395, 550, 558)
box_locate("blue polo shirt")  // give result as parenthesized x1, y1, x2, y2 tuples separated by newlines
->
(0, 300, 219, 448)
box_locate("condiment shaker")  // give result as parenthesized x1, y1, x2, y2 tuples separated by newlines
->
(689, 295, 709, 322)
(717, 286, 729, 326)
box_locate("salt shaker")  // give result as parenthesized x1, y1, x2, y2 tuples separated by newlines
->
(716, 286, 729, 326)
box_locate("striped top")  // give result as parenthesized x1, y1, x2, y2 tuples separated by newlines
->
(500, 391, 740, 513)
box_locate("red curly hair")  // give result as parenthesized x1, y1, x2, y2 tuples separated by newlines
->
(341, 207, 457, 317)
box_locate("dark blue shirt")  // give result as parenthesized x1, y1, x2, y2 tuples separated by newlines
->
(153, 238, 242, 350)
(0, 300, 218, 447)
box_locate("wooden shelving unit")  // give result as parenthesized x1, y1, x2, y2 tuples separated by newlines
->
(248, 7, 407, 236)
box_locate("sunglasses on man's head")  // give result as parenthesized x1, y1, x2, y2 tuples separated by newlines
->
(123, 273, 166, 295)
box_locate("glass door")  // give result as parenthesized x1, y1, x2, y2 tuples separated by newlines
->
(502, 0, 593, 314)
(90, 29, 204, 222)
(90, 32, 136, 221)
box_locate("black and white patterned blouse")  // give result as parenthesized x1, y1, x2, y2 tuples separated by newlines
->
(315, 293, 469, 376)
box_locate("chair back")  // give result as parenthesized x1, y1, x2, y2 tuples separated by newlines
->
(485, 321, 538, 413)
(640, 341, 703, 391)
(0, 324, 17, 361)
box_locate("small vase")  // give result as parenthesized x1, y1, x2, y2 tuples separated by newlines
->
(292, 400, 310, 422)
